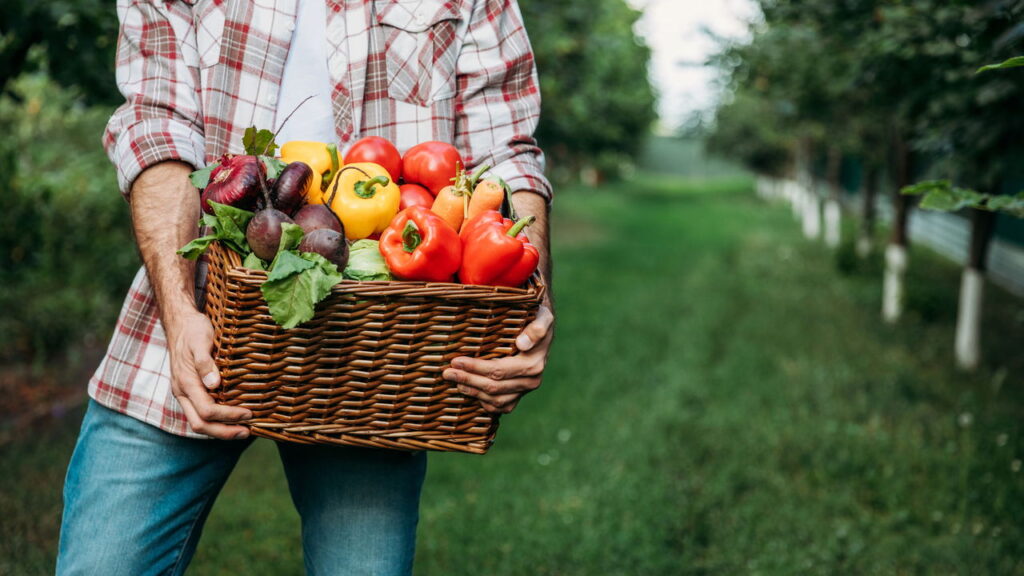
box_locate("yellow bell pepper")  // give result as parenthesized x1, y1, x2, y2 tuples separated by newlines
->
(325, 163, 401, 240)
(279, 141, 341, 204)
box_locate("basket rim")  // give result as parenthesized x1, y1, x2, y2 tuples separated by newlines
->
(211, 241, 546, 302)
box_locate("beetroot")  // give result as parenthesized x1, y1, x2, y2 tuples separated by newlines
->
(298, 229, 349, 269)
(201, 155, 266, 214)
(246, 208, 295, 261)
(293, 204, 344, 235)
(271, 162, 313, 216)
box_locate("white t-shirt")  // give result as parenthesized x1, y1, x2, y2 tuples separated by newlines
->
(274, 0, 337, 145)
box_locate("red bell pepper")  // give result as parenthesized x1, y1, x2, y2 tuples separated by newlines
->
(379, 206, 462, 282)
(458, 210, 539, 287)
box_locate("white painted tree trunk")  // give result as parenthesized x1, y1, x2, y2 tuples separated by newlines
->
(787, 180, 803, 219)
(955, 267, 985, 371)
(883, 243, 908, 323)
(802, 190, 821, 240)
(824, 199, 841, 248)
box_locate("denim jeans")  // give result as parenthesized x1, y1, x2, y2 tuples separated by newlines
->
(56, 400, 427, 576)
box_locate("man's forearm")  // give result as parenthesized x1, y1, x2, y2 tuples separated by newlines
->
(511, 191, 552, 304)
(129, 161, 203, 330)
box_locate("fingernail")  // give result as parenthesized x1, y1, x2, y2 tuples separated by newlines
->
(458, 386, 471, 395)
(242, 411, 253, 421)
(451, 359, 465, 370)
(235, 429, 249, 440)
(202, 372, 219, 389)
(444, 369, 460, 383)
(516, 334, 533, 351)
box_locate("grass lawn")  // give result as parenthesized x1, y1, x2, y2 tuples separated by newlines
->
(3, 171, 1024, 575)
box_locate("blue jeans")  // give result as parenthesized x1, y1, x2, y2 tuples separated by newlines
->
(56, 400, 427, 575)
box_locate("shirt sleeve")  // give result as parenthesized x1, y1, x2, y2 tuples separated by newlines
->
(454, 0, 552, 202)
(103, 0, 206, 199)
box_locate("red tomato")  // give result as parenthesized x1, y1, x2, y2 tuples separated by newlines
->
(345, 136, 402, 183)
(402, 141, 462, 196)
(399, 183, 435, 211)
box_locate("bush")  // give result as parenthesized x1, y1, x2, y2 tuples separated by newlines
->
(0, 74, 138, 363)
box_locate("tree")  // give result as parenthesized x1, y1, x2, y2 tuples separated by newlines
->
(0, 1, 120, 105)
(519, 0, 657, 180)
(712, 0, 1024, 369)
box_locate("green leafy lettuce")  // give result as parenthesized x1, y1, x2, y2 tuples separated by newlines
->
(343, 239, 392, 281)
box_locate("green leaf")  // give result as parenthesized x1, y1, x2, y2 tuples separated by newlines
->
(900, 180, 950, 197)
(299, 252, 344, 279)
(267, 250, 316, 281)
(176, 235, 217, 260)
(189, 163, 219, 189)
(176, 203, 256, 260)
(261, 252, 343, 329)
(987, 196, 1024, 218)
(210, 201, 255, 254)
(242, 252, 267, 271)
(919, 189, 963, 212)
(277, 222, 305, 253)
(243, 126, 278, 156)
(978, 56, 1024, 74)
(261, 156, 288, 180)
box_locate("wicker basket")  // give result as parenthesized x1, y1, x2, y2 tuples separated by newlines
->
(203, 242, 544, 454)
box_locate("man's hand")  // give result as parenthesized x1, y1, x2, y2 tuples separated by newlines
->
(130, 161, 251, 439)
(166, 310, 252, 439)
(443, 305, 554, 414)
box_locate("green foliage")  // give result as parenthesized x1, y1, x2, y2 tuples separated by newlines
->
(519, 0, 657, 178)
(0, 74, 137, 362)
(706, 92, 794, 177)
(903, 180, 1024, 218)
(978, 55, 1024, 73)
(0, 1, 119, 105)
(709, 0, 1024, 194)
(261, 250, 344, 330)
(178, 202, 256, 260)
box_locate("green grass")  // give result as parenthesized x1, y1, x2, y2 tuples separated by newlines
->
(4, 173, 1024, 575)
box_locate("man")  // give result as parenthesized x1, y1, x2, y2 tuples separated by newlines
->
(56, 0, 554, 574)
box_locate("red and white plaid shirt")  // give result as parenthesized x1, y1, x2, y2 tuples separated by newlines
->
(92, 0, 551, 437)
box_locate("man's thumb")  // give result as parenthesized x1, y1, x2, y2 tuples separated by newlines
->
(195, 347, 221, 389)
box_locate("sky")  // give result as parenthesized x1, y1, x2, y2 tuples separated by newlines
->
(627, 0, 757, 132)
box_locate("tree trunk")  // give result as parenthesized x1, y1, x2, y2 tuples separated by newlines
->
(789, 180, 803, 220)
(857, 165, 878, 258)
(955, 209, 997, 371)
(801, 140, 821, 240)
(889, 141, 912, 248)
(824, 145, 842, 248)
(883, 134, 912, 323)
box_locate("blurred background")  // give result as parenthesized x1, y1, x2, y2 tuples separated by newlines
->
(3, 0, 1024, 573)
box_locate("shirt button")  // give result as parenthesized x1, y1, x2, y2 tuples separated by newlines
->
(414, 9, 429, 25)
(268, 92, 278, 106)
(285, 20, 296, 33)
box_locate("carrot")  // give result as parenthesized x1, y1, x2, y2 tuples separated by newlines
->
(431, 185, 466, 231)
(467, 179, 505, 222)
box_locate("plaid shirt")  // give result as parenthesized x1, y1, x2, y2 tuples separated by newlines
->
(92, 0, 550, 437)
